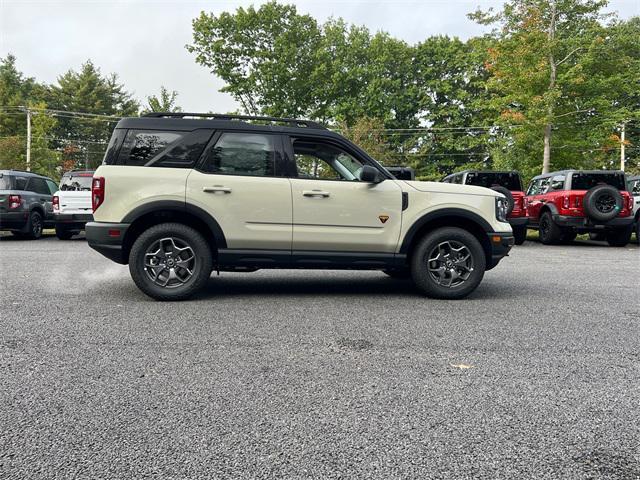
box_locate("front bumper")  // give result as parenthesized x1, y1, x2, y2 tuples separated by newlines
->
(55, 212, 93, 229)
(552, 214, 633, 230)
(508, 216, 528, 227)
(86, 222, 130, 264)
(486, 232, 514, 270)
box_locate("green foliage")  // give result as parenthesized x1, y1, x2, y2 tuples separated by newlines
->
(144, 86, 182, 113)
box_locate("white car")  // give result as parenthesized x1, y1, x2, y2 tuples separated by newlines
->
(86, 113, 514, 301)
(52, 170, 94, 239)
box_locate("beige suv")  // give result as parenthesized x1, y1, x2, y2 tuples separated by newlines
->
(86, 113, 514, 300)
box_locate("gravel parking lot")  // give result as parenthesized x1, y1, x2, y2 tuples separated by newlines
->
(1, 234, 639, 479)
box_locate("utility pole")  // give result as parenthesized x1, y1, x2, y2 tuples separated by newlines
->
(26, 108, 32, 172)
(620, 123, 625, 172)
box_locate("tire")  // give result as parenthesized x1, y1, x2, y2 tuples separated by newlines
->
(24, 210, 43, 239)
(512, 225, 527, 245)
(538, 211, 563, 245)
(606, 226, 632, 247)
(55, 225, 74, 240)
(583, 185, 623, 222)
(129, 223, 213, 301)
(589, 232, 606, 242)
(383, 268, 411, 279)
(491, 186, 515, 216)
(410, 227, 486, 300)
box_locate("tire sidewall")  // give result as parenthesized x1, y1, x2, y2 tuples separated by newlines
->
(584, 185, 622, 222)
(129, 223, 213, 300)
(410, 227, 486, 299)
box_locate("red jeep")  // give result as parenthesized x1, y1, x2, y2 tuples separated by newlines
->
(525, 170, 634, 246)
(442, 170, 528, 244)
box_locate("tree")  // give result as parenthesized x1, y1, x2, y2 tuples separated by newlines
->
(469, 0, 637, 176)
(144, 86, 182, 113)
(45, 60, 138, 169)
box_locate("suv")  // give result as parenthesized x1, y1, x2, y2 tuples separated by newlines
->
(525, 170, 634, 246)
(86, 113, 514, 301)
(52, 170, 95, 239)
(0, 170, 57, 239)
(442, 170, 528, 245)
(627, 175, 640, 244)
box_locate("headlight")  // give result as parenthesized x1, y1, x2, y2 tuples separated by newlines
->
(495, 197, 508, 222)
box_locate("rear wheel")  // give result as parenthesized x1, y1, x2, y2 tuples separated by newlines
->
(24, 211, 43, 239)
(538, 211, 562, 245)
(606, 226, 632, 247)
(129, 223, 213, 301)
(410, 227, 485, 300)
(512, 225, 527, 245)
(55, 225, 74, 240)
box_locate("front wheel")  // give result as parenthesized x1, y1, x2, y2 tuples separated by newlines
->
(606, 226, 632, 247)
(410, 227, 486, 300)
(512, 225, 527, 245)
(129, 223, 213, 301)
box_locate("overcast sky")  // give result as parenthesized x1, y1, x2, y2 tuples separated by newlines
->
(1, 0, 638, 113)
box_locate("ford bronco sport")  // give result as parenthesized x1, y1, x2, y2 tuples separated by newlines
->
(86, 113, 514, 301)
(441, 170, 528, 245)
(0, 170, 58, 239)
(525, 170, 634, 246)
(52, 170, 95, 239)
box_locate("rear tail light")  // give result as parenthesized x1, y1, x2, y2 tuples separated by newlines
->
(563, 196, 570, 209)
(8, 194, 21, 209)
(629, 195, 634, 210)
(52, 195, 59, 212)
(92, 177, 105, 211)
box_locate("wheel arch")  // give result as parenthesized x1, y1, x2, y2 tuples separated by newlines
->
(121, 201, 226, 262)
(399, 209, 493, 269)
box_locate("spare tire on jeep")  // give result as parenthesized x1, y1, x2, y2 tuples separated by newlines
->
(583, 185, 623, 222)
(490, 186, 514, 216)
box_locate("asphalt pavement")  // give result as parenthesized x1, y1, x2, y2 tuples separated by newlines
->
(1, 233, 639, 479)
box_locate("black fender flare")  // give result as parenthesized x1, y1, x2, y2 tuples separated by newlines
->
(399, 208, 494, 254)
(540, 202, 559, 216)
(121, 200, 227, 248)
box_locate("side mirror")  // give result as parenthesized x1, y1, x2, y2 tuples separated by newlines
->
(360, 165, 382, 183)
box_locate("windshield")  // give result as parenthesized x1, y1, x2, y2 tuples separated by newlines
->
(0, 175, 12, 190)
(465, 172, 522, 191)
(60, 174, 93, 191)
(571, 173, 625, 190)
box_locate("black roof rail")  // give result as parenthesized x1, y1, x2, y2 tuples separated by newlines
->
(141, 112, 327, 130)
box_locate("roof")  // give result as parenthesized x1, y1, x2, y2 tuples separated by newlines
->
(117, 112, 334, 137)
(445, 170, 520, 176)
(0, 169, 48, 178)
(531, 169, 625, 180)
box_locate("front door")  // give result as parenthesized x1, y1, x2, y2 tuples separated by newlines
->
(186, 131, 292, 250)
(286, 136, 403, 253)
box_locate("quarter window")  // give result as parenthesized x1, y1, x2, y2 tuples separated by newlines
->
(200, 132, 276, 176)
(118, 130, 183, 166)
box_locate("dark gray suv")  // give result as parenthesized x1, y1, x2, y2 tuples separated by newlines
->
(0, 170, 58, 239)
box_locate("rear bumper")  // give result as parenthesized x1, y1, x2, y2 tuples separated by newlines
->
(508, 216, 528, 227)
(0, 210, 28, 229)
(55, 213, 93, 229)
(486, 232, 514, 270)
(552, 214, 633, 230)
(86, 222, 129, 264)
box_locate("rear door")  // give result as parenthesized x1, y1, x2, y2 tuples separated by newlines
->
(26, 177, 54, 219)
(186, 131, 292, 250)
(286, 135, 402, 253)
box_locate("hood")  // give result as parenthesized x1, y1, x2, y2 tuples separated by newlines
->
(401, 180, 503, 197)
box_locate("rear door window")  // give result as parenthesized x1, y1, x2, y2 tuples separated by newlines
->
(199, 132, 276, 176)
(27, 177, 50, 195)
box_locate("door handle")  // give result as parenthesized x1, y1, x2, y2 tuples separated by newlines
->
(203, 186, 232, 194)
(303, 190, 330, 198)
